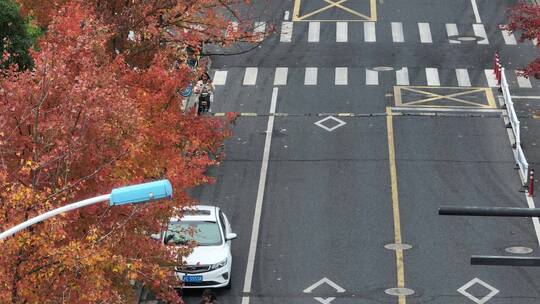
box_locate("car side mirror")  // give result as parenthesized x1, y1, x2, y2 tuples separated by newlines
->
(226, 232, 237, 240)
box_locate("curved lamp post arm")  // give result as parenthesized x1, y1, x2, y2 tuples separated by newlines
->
(0, 194, 111, 241)
(0, 179, 172, 241)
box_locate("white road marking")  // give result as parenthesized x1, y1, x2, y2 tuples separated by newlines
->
(484, 69, 497, 87)
(226, 21, 238, 38)
(366, 69, 378, 85)
(284, 10, 290, 20)
(516, 71, 532, 88)
(425, 68, 440, 86)
(314, 297, 336, 304)
(446, 23, 461, 44)
(364, 22, 376, 42)
(391, 22, 404, 42)
(418, 22, 433, 43)
(213, 70, 228, 85)
(335, 67, 348, 85)
(473, 24, 489, 44)
(243, 67, 258, 85)
(396, 67, 409, 85)
(501, 29, 517, 45)
(274, 67, 288, 85)
(280, 21, 293, 42)
(470, 0, 482, 23)
(254, 21, 266, 41)
(336, 22, 348, 42)
(305, 67, 318, 85)
(533, 38, 538, 46)
(525, 195, 540, 247)
(241, 88, 279, 304)
(314, 116, 346, 132)
(457, 278, 499, 304)
(303, 277, 346, 293)
(309, 22, 320, 42)
(455, 69, 472, 87)
(511, 95, 540, 99)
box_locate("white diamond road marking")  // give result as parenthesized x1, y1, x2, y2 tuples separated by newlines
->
(314, 297, 335, 304)
(314, 116, 346, 132)
(457, 278, 499, 304)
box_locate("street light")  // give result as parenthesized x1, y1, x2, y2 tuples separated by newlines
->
(0, 179, 173, 241)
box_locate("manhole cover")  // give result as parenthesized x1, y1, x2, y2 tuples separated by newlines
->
(384, 243, 412, 250)
(372, 66, 394, 71)
(385, 287, 415, 296)
(456, 36, 479, 41)
(505, 246, 533, 254)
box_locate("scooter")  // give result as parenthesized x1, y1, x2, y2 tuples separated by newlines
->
(197, 89, 212, 115)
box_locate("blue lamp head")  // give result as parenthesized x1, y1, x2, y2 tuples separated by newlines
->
(110, 179, 173, 206)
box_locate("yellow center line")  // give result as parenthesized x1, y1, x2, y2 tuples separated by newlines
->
(386, 107, 406, 304)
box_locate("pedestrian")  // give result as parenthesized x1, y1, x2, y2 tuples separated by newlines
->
(199, 288, 219, 304)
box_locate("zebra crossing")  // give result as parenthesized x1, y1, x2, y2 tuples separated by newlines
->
(274, 21, 528, 45)
(212, 67, 535, 88)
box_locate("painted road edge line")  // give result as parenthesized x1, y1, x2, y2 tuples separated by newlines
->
(386, 107, 406, 304)
(241, 87, 278, 304)
(470, 0, 482, 23)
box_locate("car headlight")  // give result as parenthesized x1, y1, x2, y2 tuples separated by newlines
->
(209, 258, 227, 270)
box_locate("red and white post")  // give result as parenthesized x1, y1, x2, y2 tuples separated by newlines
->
(493, 51, 502, 87)
(529, 168, 535, 197)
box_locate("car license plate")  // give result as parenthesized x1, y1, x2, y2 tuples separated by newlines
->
(183, 275, 203, 283)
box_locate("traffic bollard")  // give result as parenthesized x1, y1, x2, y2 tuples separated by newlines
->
(529, 169, 535, 197)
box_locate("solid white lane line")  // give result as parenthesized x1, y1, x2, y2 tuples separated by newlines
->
(484, 69, 497, 87)
(473, 24, 489, 44)
(308, 21, 320, 42)
(425, 68, 440, 86)
(336, 22, 348, 42)
(366, 69, 378, 85)
(213, 70, 228, 85)
(501, 29, 517, 45)
(470, 0, 482, 23)
(364, 22, 376, 42)
(254, 21, 266, 41)
(241, 88, 279, 304)
(305, 67, 318, 85)
(510, 95, 540, 99)
(516, 71, 532, 88)
(455, 69, 472, 87)
(280, 21, 293, 42)
(418, 22, 433, 43)
(391, 22, 404, 42)
(243, 67, 258, 85)
(274, 67, 288, 85)
(525, 195, 540, 247)
(335, 67, 348, 85)
(396, 67, 409, 85)
(446, 23, 461, 44)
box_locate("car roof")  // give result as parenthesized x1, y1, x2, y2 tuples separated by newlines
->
(170, 205, 218, 223)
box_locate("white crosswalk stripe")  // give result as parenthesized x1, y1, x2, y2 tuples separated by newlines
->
(473, 24, 489, 44)
(366, 69, 378, 85)
(274, 67, 288, 85)
(336, 22, 348, 42)
(418, 23, 433, 43)
(364, 22, 376, 42)
(484, 69, 498, 87)
(391, 22, 404, 43)
(396, 67, 409, 85)
(243, 67, 258, 85)
(426, 68, 440, 86)
(501, 29, 517, 45)
(305, 67, 318, 85)
(516, 71, 532, 88)
(213, 70, 228, 85)
(226, 21, 238, 38)
(280, 21, 293, 42)
(455, 69, 471, 87)
(254, 22, 266, 42)
(445, 23, 460, 44)
(335, 67, 348, 85)
(308, 22, 320, 42)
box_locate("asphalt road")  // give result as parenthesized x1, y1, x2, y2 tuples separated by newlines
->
(143, 0, 540, 303)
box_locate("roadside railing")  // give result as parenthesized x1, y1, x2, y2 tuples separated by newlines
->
(499, 67, 529, 183)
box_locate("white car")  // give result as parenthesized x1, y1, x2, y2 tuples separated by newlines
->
(163, 205, 237, 288)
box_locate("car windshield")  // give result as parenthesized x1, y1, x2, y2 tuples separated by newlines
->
(165, 221, 222, 246)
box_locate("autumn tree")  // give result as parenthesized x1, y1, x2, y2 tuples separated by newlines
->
(505, 2, 540, 77)
(0, 0, 263, 302)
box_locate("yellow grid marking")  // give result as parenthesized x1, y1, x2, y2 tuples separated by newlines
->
(293, 0, 377, 22)
(394, 86, 496, 108)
